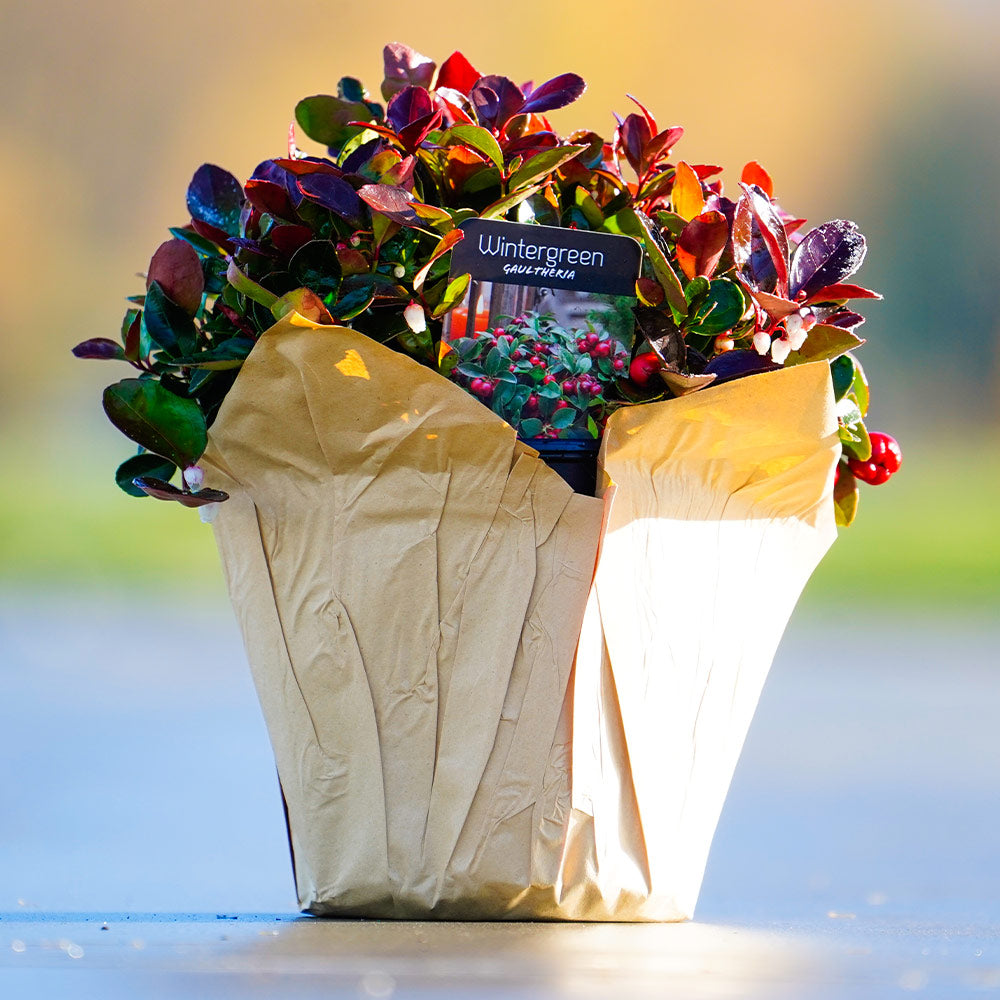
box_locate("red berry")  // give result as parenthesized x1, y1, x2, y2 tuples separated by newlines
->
(629, 352, 661, 387)
(530, 355, 543, 366)
(577, 339, 588, 352)
(586, 332, 599, 346)
(868, 432, 902, 474)
(594, 342, 611, 357)
(508, 364, 516, 372)
(848, 457, 889, 485)
(587, 381, 603, 396)
(555, 400, 571, 410)
(613, 358, 625, 370)
(527, 394, 539, 410)
(562, 379, 577, 394)
(542, 373, 557, 384)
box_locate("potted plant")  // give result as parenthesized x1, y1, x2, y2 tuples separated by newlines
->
(74, 43, 899, 920)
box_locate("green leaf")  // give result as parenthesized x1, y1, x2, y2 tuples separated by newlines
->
(785, 324, 865, 365)
(519, 417, 544, 438)
(480, 185, 543, 221)
(550, 405, 578, 429)
(289, 240, 343, 296)
(430, 272, 472, 318)
(574, 187, 605, 229)
(168, 226, 225, 257)
(851, 356, 870, 416)
(103, 378, 207, 468)
(115, 453, 178, 498)
(507, 145, 587, 192)
(142, 281, 198, 357)
(226, 260, 279, 308)
(688, 279, 746, 336)
(484, 348, 505, 377)
(684, 276, 711, 306)
(614, 208, 687, 316)
(831, 354, 856, 402)
(447, 125, 505, 172)
(330, 277, 375, 321)
(294, 95, 376, 149)
(171, 337, 255, 370)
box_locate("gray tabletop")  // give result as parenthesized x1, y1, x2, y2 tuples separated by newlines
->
(1, 591, 997, 998)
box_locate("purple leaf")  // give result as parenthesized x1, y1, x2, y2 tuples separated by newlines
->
(520, 73, 586, 115)
(243, 179, 297, 220)
(133, 476, 229, 507)
(739, 183, 789, 296)
(341, 138, 383, 174)
(381, 42, 436, 101)
(186, 164, 245, 237)
(471, 76, 524, 131)
(386, 86, 434, 131)
(72, 338, 125, 360)
(789, 220, 868, 299)
(619, 113, 651, 174)
(703, 349, 780, 384)
(732, 195, 777, 291)
(146, 239, 204, 315)
(296, 173, 363, 225)
(357, 184, 421, 227)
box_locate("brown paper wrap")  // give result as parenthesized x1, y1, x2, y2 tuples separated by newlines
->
(201, 313, 839, 921)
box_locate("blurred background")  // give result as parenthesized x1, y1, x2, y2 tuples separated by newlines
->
(1, 0, 999, 941)
(1, 0, 997, 611)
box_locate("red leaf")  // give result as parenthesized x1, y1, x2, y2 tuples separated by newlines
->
(642, 127, 685, 171)
(147, 239, 204, 315)
(357, 184, 422, 227)
(740, 161, 773, 198)
(269, 224, 313, 256)
(676, 211, 729, 279)
(739, 182, 789, 295)
(618, 113, 651, 174)
(191, 219, 234, 252)
(436, 51, 481, 95)
(691, 163, 722, 179)
(626, 94, 657, 134)
(244, 178, 296, 219)
(133, 476, 228, 507)
(751, 289, 801, 321)
(804, 282, 882, 303)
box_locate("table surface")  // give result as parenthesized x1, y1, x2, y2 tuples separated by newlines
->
(1, 589, 997, 999)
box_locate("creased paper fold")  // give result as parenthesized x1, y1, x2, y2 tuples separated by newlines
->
(202, 314, 839, 920)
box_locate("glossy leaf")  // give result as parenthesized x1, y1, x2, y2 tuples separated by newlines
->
(358, 184, 425, 228)
(671, 162, 704, 221)
(830, 354, 856, 401)
(676, 211, 728, 279)
(703, 349, 780, 384)
(296, 172, 363, 225)
(381, 42, 436, 101)
(168, 225, 223, 256)
(752, 289, 801, 321)
(72, 338, 125, 361)
(507, 145, 586, 191)
(186, 165, 244, 237)
(147, 239, 204, 315)
(386, 86, 434, 131)
(142, 281, 198, 356)
(226, 260, 279, 307)
(271, 287, 334, 324)
(295, 95, 375, 149)
(785, 323, 865, 364)
(804, 282, 882, 304)
(447, 125, 504, 172)
(132, 476, 228, 507)
(103, 378, 206, 468)
(615, 209, 687, 316)
(115, 453, 178, 498)
(479, 184, 541, 220)
(739, 182, 789, 295)
(618, 113, 651, 174)
(688, 279, 746, 336)
(470, 76, 524, 131)
(789, 220, 867, 299)
(520, 73, 586, 115)
(244, 178, 297, 220)
(436, 50, 480, 94)
(833, 465, 859, 527)
(740, 161, 773, 198)
(431, 273, 471, 318)
(413, 228, 464, 291)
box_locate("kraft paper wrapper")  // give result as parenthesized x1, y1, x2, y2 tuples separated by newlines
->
(201, 313, 838, 921)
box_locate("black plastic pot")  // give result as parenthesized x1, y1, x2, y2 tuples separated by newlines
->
(522, 437, 601, 496)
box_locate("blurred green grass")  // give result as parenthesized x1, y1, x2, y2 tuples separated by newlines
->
(2, 429, 997, 613)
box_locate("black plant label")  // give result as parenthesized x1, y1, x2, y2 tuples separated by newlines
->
(451, 219, 641, 296)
